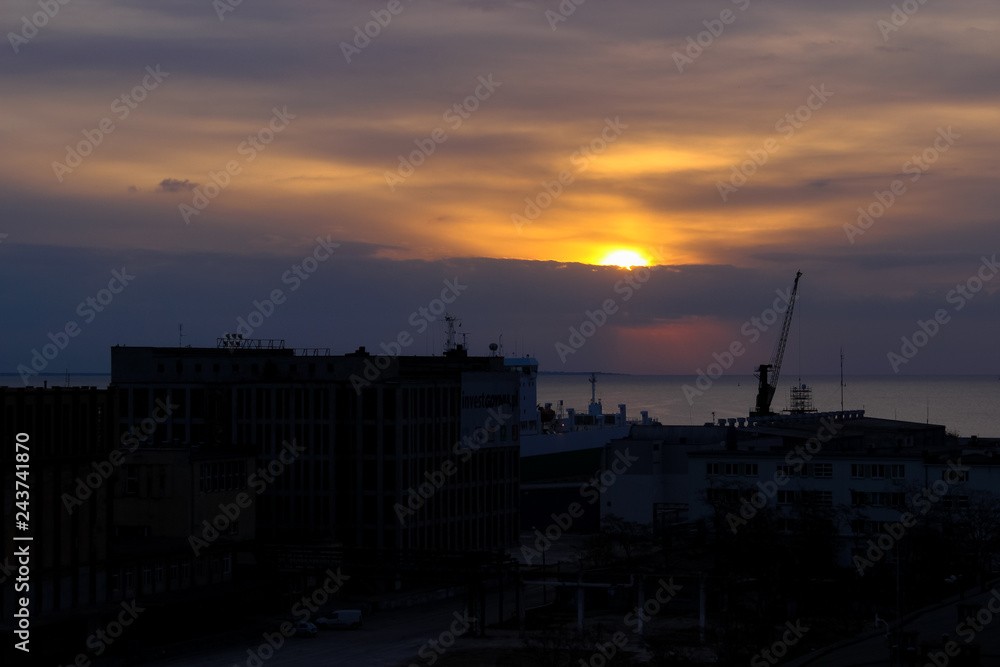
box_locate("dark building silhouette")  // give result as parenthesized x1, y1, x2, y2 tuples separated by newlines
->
(109, 341, 521, 552)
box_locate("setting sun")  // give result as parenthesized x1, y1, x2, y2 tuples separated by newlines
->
(600, 249, 648, 269)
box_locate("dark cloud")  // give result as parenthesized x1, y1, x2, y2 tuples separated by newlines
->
(157, 178, 197, 193)
(0, 244, 997, 377)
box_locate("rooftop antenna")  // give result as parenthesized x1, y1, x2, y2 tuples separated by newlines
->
(840, 347, 845, 413)
(443, 314, 459, 352)
(179, 323, 185, 347)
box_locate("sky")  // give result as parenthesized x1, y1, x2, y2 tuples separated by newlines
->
(1, 0, 999, 379)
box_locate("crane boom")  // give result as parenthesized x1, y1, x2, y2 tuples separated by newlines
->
(752, 270, 802, 418)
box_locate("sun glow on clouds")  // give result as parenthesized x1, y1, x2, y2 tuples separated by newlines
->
(600, 249, 647, 269)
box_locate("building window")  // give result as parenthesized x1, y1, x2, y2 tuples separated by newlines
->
(889, 464, 905, 479)
(813, 463, 833, 478)
(945, 494, 970, 509)
(870, 464, 886, 479)
(112, 572, 121, 592)
(223, 553, 232, 575)
(777, 491, 794, 504)
(851, 491, 868, 506)
(815, 491, 833, 506)
(155, 565, 164, 584)
(125, 466, 138, 495)
(706, 463, 720, 475)
(944, 469, 969, 483)
(851, 464, 866, 478)
(170, 564, 178, 582)
(874, 492, 905, 507)
(125, 570, 134, 590)
(143, 567, 152, 587)
(724, 463, 739, 476)
(744, 463, 758, 476)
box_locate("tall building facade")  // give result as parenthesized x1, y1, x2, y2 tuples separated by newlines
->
(109, 341, 521, 553)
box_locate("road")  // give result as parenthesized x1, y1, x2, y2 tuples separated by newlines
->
(789, 583, 1000, 667)
(144, 584, 543, 667)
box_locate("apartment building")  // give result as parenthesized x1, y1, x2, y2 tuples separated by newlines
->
(109, 341, 521, 552)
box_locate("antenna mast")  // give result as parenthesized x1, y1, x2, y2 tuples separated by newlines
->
(840, 347, 845, 413)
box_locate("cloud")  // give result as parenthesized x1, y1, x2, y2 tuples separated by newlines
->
(157, 178, 198, 193)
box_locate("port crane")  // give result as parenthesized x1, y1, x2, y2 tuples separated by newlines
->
(751, 270, 802, 418)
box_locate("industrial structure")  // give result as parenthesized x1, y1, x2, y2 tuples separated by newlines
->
(752, 270, 802, 418)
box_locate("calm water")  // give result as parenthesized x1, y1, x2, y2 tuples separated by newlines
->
(538, 374, 1000, 438)
(7, 373, 998, 437)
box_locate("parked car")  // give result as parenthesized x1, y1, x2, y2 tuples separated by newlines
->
(315, 610, 363, 630)
(292, 621, 318, 638)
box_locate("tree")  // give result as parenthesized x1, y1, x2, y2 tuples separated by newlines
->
(598, 514, 653, 566)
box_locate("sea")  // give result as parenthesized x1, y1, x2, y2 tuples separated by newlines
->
(6, 373, 999, 438)
(537, 374, 1000, 438)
